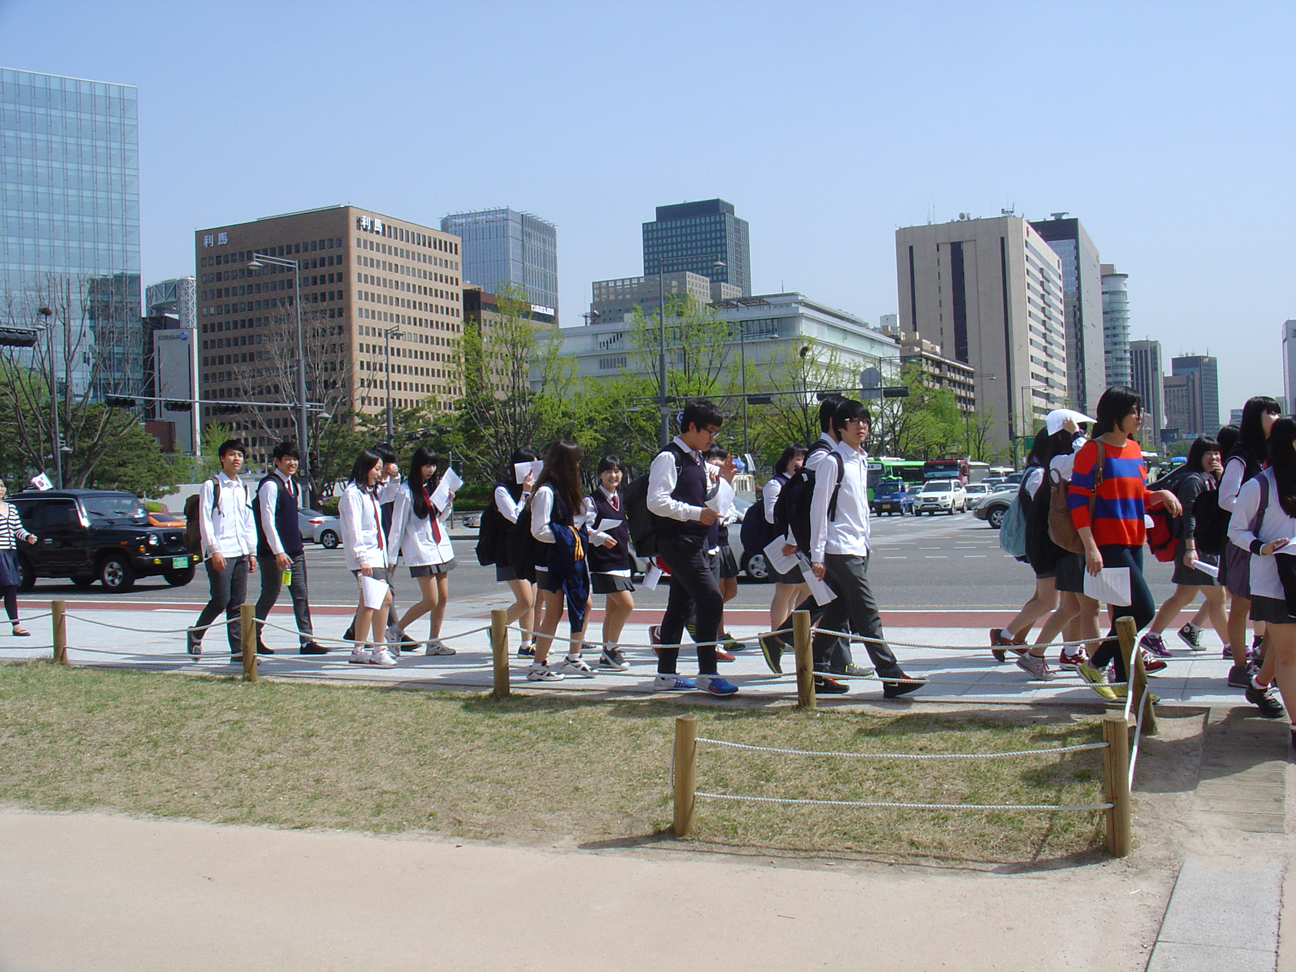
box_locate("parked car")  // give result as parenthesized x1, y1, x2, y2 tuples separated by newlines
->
(962, 482, 991, 510)
(147, 505, 186, 528)
(313, 515, 342, 549)
(913, 479, 967, 515)
(462, 511, 483, 529)
(297, 508, 328, 542)
(10, 489, 201, 592)
(974, 483, 1021, 529)
(872, 479, 914, 516)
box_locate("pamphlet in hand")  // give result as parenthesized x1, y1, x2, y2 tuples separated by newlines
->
(514, 459, 543, 485)
(1083, 566, 1132, 606)
(1188, 558, 1219, 580)
(705, 478, 735, 517)
(642, 563, 663, 591)
(595, 518, 622, 533)
(796, 553, 837, 606)
(359, 573, 389, 609)
(429, 468, 462, 511)
(763, 536, 800, 576)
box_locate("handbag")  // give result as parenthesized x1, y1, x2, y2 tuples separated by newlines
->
(1048, 441, 1104, 555)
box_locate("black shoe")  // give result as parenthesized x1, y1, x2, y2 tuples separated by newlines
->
(1227, 663, 1253, 689)
(186, 628, 201, 656)
(1245, 682, 1286, 719)
(813, 674, 850, 695)
(230, 654, 244, 664)
(256, 644, 275, 655)
(300, 641, 330, 655)
(759, 633, 785, 674)
(343, 624, 355, 642)
(400, 634, 419, 652)
(883, 675, 925, 699)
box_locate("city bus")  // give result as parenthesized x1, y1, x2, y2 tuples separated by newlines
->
(923, 458, 970, 485)
(866, 458, 926, 503)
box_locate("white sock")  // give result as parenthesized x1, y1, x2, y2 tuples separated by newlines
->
(1186, 622, 1202, 633)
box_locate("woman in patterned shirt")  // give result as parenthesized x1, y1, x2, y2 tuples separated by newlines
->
(0, 480, 38, 636)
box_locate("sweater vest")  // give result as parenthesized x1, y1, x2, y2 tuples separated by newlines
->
(254, 474, 303, 558)
(654, 444, 711, 541)
(586, 489, 631, 572)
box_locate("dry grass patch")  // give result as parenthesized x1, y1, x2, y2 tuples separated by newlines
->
(0, 662, 1108, 863)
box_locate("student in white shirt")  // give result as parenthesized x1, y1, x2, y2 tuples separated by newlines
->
(492, 447, 539, 656)
(387, 447, 457, 656)
(763, 445, 809, 632)
(339, 449, 396, 667)
(188, 439, 258, 660)
(809, 399, 923, 698)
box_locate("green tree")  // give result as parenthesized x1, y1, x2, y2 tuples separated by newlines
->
(626, 295, 732, 401)
(84, 418, 183, 497)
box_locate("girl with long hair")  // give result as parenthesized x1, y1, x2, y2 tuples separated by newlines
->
(387, 447, 457, 655)
(493, 447, 539, 656)
(764, 445, 809, 631)
(338, 449, 396, 667)
(585, 455, 634, 671)
(527, 440, 594, 681)
(1070, 387, 1181, 699)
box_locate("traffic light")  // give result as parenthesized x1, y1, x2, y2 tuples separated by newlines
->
(216, 404, 242, 415)
(104, 395, 137, 407)
(163, 401, 192, 411)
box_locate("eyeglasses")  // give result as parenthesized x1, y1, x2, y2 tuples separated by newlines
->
(702, 426, 721, 437)
(844, 418, 870, 427)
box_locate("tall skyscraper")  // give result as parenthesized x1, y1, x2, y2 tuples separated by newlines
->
(1282, 320, 1296, 417)
(1030, 216, 1104, 413)
(895, 214, 1068, 456)
(1, 67, 141, 397)
(1100, 264, 1131, 389)
(1171, 354, 1220, 436)
(441, 208, 558, 320)
(1128, 339, 1165, 441)
(643, 199, 751, 296)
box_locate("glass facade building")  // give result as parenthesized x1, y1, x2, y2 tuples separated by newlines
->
(1029, 217, 1104, 414)
(1100, 264, 1131, 388)
(643, 199, 751, 296)
(0, 68, 141, 396)
(440, 208, 558, 320)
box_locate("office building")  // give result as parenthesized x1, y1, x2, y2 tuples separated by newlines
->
(643, 199, 751, 296)
(1101, 264, 1131, 388)
(1128, 339, 1165, 442)
(895, 214, 1068, 456)
(1162, 374, 1190, 441)
(195, 205, 463, 465)
(1283, 321, 1296, 417)
(1171, 354, 1219, 436)
(462, 285, 556, 398)
(1, 67, 141, 397)
(139, 276, 199, 454)
(441, 208, 558, 321)
(897, 332, 977, 412)
(588, 271, 741, 323)
(1030, 216, 1105, 413)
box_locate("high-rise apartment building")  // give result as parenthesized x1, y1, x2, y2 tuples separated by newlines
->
(588, 271, 740, 323)
(1128, 339, 1165, 442)
(441, 208, 557, 320)
(1030, 216, 1104, 413)
(1170, 354, 1220, 437)
(194, 206, 463, 465)
(1282, 321, 1296, 417)
(643, 199, 751, 296)
(1, 67, 140, 397)
(1100, 264, 1131, 389)
(895, 215, 1068, 456)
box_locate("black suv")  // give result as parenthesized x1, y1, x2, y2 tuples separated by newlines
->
(11, 489, 200, 593)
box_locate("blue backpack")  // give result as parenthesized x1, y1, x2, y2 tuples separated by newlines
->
(998, 479, 1029, 560)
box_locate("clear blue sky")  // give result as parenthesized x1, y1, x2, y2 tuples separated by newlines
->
(2, 0, 1292, 418)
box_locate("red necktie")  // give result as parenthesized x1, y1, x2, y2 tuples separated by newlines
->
(424, 486, 441, 542)
(611, 493, 620, 512)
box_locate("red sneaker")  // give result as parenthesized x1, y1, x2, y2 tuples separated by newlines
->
(989, 627, 1026, 663)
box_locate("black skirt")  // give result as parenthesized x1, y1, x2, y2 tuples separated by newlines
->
(0, 549, 19, 588)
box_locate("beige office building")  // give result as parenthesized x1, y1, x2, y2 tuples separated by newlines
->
(194, 205, 463, 462)
(895, 215, 1068, 457)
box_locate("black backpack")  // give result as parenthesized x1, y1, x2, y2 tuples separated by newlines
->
(740, 474, 786, 556)
(182, 479, 220, 553)
(624, 447, 685, 560)
(474, 485, 510, 566)
(1192, 483, 1229, 557)
(771, 451, 844, 555)
(506, 502, 543, 576)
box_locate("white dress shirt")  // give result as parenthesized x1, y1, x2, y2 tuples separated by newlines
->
(809, 441, 871, 560)
(339, 482, 384, 571)
(199, 471, 256, 560)
(646, 436, 709, 522)
(386, 483, 453, 567)
(494, 485, 530, 524)
(1228, 468, 1296, 602)
(257, 469, 298, 557)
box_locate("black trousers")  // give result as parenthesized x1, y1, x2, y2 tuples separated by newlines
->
(1088, 544, 1156, 681)
(194, 555, 250, 653)
(657, 534, 722, 675)
(254, 550, 314, 647)
(812, 553, 903, 677)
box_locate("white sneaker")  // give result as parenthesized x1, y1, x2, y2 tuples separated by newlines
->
(385, 623, 403, 646)
(348, 648, 372, 665)
(369, 646, 398, 667)
(555, 656, 596, 677)
(527, 662, 564, 681)
(425, 639, 456, 656)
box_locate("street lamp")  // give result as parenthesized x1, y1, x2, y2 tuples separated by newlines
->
(965, 372, 996, 456)
(247, 253, 308, 492)
(655, 256, 727, 447)
(33, 306, 62, 488)
(383, 324, 403, 443)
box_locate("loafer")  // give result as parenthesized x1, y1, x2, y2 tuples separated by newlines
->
(882, 675, 925, 699)
(300, 642, 330, 655)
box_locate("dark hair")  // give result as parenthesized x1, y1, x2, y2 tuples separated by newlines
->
(349, 449, 383, 487)
(596, 455, 622, 476)
(535, 440, 585, 515)
(272, 439, 300, 462)
(1185, 435, 1221, 476)
(1094, 386, 1143, 437)
(830, 398, 871, 437)
(505, 447, 539, 500)
(1267, 418, 1296, 518)
(373, 442, 398, 466)
(703, 446, 729, 461)
(1216, 424, 1240, 456)
(679, 399, 724, 434)
(775, 444, 807, 477)
(818, 395, 844, 433)
(217, 439, 246, 459)
(1238, 396, 1281, 462)
(407, 446, 440, 519)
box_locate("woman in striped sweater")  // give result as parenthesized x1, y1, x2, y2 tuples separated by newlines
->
(0, 480, 38, 636)
(1068, 387, 1181, 697)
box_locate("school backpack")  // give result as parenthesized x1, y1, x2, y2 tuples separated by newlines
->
(474, 485, 509, 566)
(623, 447, 685, 559)
(182, 479, 220, 554)
(1145, 508, 1179, 562)
(1192, 487, 1229, 557)
(771, 451, 844, 556)
(1048, 441, 1105, 555)
(739, 473, 786, 556)
(998, 478, 1030, 560)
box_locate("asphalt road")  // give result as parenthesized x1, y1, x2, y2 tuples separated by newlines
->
(19, 510, 1180, 612)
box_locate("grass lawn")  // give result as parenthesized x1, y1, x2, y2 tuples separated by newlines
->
(0, 661, 1111, 864)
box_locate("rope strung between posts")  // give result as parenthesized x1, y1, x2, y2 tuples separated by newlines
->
(508, 621, 697, 651)
(63, 614, 230, 635)
(790, 626, 1102, 652)
(692, 791, 1114, 812)
(695, 736, 1109, 760)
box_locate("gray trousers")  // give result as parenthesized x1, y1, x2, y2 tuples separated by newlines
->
(254, 550, 314, 647)
(812, 552, 902, 677)
(194, 555, 250, 653)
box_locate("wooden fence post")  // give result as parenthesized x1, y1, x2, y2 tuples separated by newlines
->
(240, 603, 257, 682)
(793, 609, 815, 709)
(51, 599, 66, 665)
(672, 714, 699, 838)
(1102, 714, 1131, 857)
(1117, 616, 1158, 735)
(491, 608, 509, 699)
